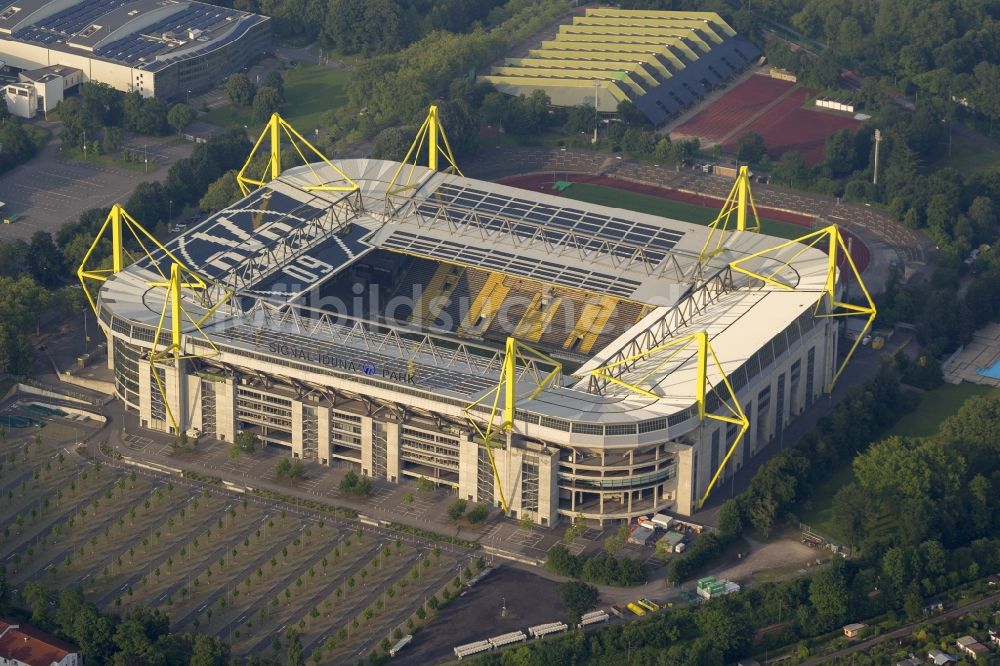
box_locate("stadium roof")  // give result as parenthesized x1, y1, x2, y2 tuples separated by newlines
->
(480, 7, 760, 125)
(0, 0, 266, 71)
(100, 159, 830, 436)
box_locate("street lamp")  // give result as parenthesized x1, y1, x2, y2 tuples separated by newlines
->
(592, 80, 600, 144)
(168, 199, 173, 222)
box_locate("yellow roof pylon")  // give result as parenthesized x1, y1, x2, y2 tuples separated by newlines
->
(76, 204, 201, 317)
(588, 331, 749, 509)
(699, 165, 760, 262)
(464, 338, 561, 515)
(728, 225, 876, 391)
(146, 261, 228, 434)
(387, 105, 463, 196)
(237, 112, 359, 196)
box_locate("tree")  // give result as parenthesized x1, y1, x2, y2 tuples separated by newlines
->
(199, 170, 243, 214)
(275, 458, 292, 478)
(736, 132, 767, 164)
(252, 86, 282, 122)
(371, 126, 415, 161)
(466, 504, 489, 524)
(235, 430, 259, 454)
(825, 129, 857, 177)
(27, 232, 62, 288)
(617, 100, 649, 128)
(263, 71, 285, 102)
(558, 581, 599, 626)
(809, 560, 850, 628)
(225, 73, 256, 108)
(167, 103, 196, 134)
(564, 104, 596, 135)
(190, 634, 230, 666)
(286, 629, 304, 666)
(447, 499, 467, 521)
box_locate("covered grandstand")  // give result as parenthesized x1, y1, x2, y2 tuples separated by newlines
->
(481, 8, 760, 126)
(84, 111, 874, 525)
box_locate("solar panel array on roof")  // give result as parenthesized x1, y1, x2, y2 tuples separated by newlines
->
(382, 229, 642, 299)
(145, 17, 252, 71)
(246, 224, 375, 298)
(144, 188, 328, 282)
(95, 5, 238, 63)
(14, 0, 121, 42)
(420, 182, 683, 267)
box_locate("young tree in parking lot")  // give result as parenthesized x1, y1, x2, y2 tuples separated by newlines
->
(447, 499, 467, 521)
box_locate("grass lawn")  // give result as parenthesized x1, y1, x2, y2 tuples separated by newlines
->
(888, 382, 998, 438)
(559, 182, 808, 239)
(201, 64, 350, 133)
(800, 382, 999, 541)
(935, 136, 1000, 173)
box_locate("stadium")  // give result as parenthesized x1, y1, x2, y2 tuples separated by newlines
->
(83, 111, 872, 525)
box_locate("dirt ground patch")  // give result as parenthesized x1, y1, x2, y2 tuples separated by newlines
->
(397, 566, 565, 665)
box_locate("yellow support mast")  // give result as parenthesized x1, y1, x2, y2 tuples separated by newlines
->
(588, 331, 749, 509)
(699, 165, 761, 262)
(77, 204, 204, 317)
(236, 112, 359, 196)
(464, 338, 561, 514)
(387, 105, 463, 195)
(146, 262, 225, 434)
(728, 225, 876, 390)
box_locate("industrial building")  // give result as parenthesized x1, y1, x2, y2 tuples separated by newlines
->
(481, 8, 760, 126)
(0, 0, 269, 99)
(84, 112, 873, 525)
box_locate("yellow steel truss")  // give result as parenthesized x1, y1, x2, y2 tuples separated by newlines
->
(387, 105, 463, 195)
(236, 112, 359, 196)
(729, 225, 876, 390)
(146, 262, 227, 433)
(76, 204, 201, 316)
(699, 165, 760, 262)
(589, 331, 749, 508)
(464, 338, 561, 514)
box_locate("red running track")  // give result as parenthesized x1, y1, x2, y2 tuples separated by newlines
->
(496, 172, 871, 275)
(675, 76, 796, 143)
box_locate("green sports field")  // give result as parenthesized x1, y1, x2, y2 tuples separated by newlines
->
(558, 182, 810, 239)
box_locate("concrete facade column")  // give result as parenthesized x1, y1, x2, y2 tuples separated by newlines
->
(673, 445, 694, 516)
(458, 432, 478, 502)
(184, 374, 202, 433)
(317, 406, 331, 465)
(385, 420, 400, 483)
(537, 447, 558, 527)
(214, 378, 236, 443)
(360, 416, 374, 476)
(290, 400, 303, 458)
(138, 358, 152, 429)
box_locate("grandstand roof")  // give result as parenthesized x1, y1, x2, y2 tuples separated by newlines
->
(0, 0, 267, 71)
(480, 7, 759, 125)
(100, 159, 830, 439)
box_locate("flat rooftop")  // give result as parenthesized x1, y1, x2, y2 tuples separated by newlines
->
(0, 0, 266, 71)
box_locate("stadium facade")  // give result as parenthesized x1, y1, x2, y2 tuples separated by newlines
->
(481, 8, 760, 126)
(91, 144, 851, 525)
(0, 0, 269, 99)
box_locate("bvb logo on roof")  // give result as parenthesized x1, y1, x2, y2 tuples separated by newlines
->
(362, 362, 377, 376)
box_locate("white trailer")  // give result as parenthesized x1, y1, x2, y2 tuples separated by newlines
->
(529, 622, 568, 638)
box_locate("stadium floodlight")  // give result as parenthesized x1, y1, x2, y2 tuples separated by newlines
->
(237, 112, 359, 196)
